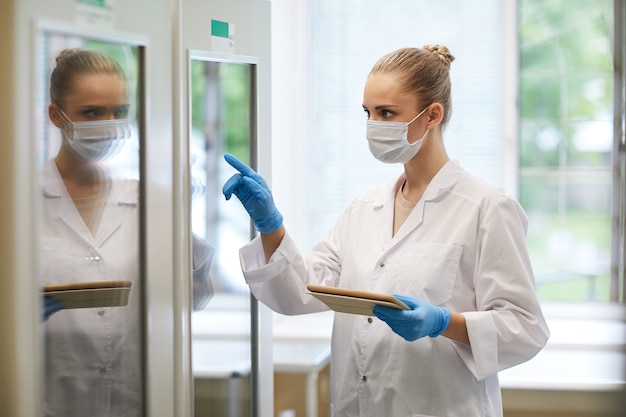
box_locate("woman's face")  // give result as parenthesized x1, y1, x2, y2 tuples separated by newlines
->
(58, 72, 130, 123)
(362, 72, 428, 141)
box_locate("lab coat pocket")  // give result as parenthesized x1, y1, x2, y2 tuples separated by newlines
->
(395, 243, 461, 305)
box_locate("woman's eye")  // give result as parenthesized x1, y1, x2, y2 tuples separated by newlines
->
(83, 109, 98, 119)
(381, 110, 393, 118)
(115, 107, 130, 119)
(115, 111, 129, 119)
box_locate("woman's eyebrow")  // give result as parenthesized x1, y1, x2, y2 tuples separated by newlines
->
(75, 104, 130, 110)
(363, 104, 400, 111)
(76, 104, 106, 110)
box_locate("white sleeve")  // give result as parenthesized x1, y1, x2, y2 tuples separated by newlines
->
(453, 197, 550, 380)
(239, 232, 331, 315)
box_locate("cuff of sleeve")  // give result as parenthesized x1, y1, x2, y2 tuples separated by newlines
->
(451, 311, 498, 380)
(239, 231, 296, 284)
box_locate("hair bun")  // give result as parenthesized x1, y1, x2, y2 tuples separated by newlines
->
(423, 45, 455, 67)
(55, 48, 83, 65)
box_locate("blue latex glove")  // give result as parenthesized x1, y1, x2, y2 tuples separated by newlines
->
(43, 295, 65, 322)
(373, 294, 450, 341)
(222, 154, 283, 234)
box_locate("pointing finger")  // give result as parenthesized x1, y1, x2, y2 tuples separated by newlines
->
(224, 153, 256, 177)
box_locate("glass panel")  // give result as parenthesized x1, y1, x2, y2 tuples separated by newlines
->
(189, 52, 256, 416)
(36, 27, 145, 416)
(519, 0, 614, 301)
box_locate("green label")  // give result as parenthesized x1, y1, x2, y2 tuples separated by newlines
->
(78, 0, 106, 7)
(211, 20, 229, 38)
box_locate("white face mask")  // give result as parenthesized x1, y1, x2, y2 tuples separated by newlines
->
(366, 106, 429, 164)
(57, 109, 131, 161)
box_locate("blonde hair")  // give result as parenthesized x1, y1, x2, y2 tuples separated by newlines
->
(369, 45, 455, 127)
(50, 48, 127, 107)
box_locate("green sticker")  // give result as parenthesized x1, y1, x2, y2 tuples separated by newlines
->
(78, 0, 106, 7)
(211, 20, 229, 38)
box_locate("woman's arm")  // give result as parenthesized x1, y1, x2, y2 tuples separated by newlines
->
(442, 311, 469, 345)
(260, 225, 286, 262)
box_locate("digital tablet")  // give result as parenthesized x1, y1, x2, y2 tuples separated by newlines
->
(306, 284, 411, 316)
(43, 280, 132, 309)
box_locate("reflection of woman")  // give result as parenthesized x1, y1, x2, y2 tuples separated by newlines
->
(41, 49, 212, 417)
(40, 47, 142, 417)
(223, 46, 549, 416)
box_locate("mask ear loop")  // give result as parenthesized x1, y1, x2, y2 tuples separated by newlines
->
(55, 107, 73, 126)
(406, 106, 431, 144)
(51, 105, 78, 146)
(50, 105, 74, 130)
(407, 106, 430, 125)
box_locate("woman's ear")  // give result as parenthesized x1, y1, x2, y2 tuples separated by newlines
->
(426, 103, 444, 129)
(48, 104, 64, 129)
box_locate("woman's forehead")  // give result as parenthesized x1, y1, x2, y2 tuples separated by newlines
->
(66, 73, 129, 105)
(363, 72, 416, 106)
(366, 72, 402, 91)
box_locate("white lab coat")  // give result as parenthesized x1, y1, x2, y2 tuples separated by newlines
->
(240, 160, 550, 417)
(39, 159, 215, 417)
(40, 159, 142, 417)
(40, 160, 142, 417)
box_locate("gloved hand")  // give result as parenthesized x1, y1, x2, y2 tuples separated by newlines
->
(222, 153, 283, 234)
(43, 295, 65, 322)
(373, 294, 450, 341)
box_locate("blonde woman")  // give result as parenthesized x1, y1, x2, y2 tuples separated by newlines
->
(41, 48, 212, 417)
(223, 46, 549, 417)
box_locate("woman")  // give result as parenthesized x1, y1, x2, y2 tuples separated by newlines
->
(41, 48, 212, 417)
(40, 47, 143, 417)
(223, 45, 550, 417)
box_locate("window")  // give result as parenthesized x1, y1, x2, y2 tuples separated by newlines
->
(302, 0, 507, 248)
(519, 0, 624, 302)
(271, 0, 625, 303)
(271, 0, 626, 398)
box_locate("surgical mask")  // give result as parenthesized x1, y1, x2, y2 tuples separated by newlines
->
(366, 107, 429, 164)
(57, 109, 131, 161)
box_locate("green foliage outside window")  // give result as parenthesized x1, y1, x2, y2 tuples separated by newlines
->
(191, 60, 250, 164)
(519, 0, 615, 301)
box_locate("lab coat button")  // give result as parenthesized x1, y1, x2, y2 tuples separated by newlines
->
(99, 366, 107, 373)
(93, 256, 101, 261)
(362, 375, 367, 382)
(98, 310, 105, 316)
(367, 317, 373, 323)
(379, 262, 384, 268)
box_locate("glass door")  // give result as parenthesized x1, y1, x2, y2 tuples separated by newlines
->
(35, 21, 147, 417)
(188, 50, 260, 416)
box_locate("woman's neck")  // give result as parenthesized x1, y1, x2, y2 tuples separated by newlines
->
(54, 150, 105, 198)
(401, 136, 449, 201)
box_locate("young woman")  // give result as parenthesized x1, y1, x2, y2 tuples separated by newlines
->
(41, 48, 212, 417)
(223, 45, 549, 417)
